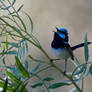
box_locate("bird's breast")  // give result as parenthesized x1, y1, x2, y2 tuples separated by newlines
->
(52, 47, 70, 59)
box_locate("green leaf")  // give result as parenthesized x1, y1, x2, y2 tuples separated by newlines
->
(15, 56, 30, 78)
(12, 83, 21, 92)
(6, 70, 22, 84)
(24, 60, 28, 71)
(0, 81, 13, 91)
(31, 63, 40, 73)
(2, 78, 8, 92)
(6, 66, 20, 77)
(3, 44, 5, 51)
(2, 42, 18, 48)
(12, 26, 22, 35)
(19, 83, 28, 92)
(89, 64, 92, 75)
(48, 82, 69, 89)
(6, 35, 8, 49)
(13, 15, 26, 31)
(31, 82, 43, 88)
(17, 4, 24, 13)
(84, 32, 89, 62)
(11, 0, 16, 6)
(23, 12, 33, 33)
(13, 82, 28, 92)
(2, 50, 17, 55)
(1, 0, 16, 10)
(43, 77, 54, 82)
(73, 65, 86, 76)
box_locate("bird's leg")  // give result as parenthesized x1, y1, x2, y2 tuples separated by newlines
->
(64, 59, 67, 75)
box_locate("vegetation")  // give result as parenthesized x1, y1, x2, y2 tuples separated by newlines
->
(0, 0, 92, 92)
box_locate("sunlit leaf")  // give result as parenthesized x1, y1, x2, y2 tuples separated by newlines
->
(15, 56, 30, 78)
(6, 66, 20, 77)
(0, 81, 13, 91)
(6, 35, 8, 49)
(3, 44, 5, 51)
(6, 70, 22, 84)
(2, 78, 8, 92)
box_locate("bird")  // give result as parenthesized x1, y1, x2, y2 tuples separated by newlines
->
(51, 27, 92, 74)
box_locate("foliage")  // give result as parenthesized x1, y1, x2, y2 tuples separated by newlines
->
(0, 0, 92, 92)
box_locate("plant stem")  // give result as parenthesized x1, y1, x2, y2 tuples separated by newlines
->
(82, 77, 84, 92)
(51, 62, 82, 92)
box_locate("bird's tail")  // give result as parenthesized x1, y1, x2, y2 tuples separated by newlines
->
(72, 42, 92, 51)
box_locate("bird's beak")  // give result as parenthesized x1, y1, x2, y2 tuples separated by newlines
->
(55, 26, 59, 30)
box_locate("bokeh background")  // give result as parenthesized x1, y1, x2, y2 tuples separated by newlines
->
(1, 0, 92, 92)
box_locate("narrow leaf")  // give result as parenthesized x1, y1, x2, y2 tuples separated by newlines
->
(17, 4, 24, 13)
(11, 0, 16, 6)
(43, 77, 54, 82)
(73, 65, 86, 76)
(3, 44, 5, 51)
(89, 64, 92, 75)
(31, 63, 40, 73)
(84, 32, 89, 62)
(6, 66, 20, 77)
(15, 56, 30, 78)
(13, 15, 26, 31)
(6, 70, 22, 84)
(23, 12, 33, 33)
(19, 83, 28, 92)
(48, 82, 69, 89)
(0, 81, 13, 91)
(31, 82, 43, 88)
(2, 50, 17, 55)
(6, 35, 8, 49)
(2, 42, 18, 48)
(2, 78, 8, 92)
(1, 0, 16, 10)
(12, 83, 21, 92)
(24, 60, 28, 71)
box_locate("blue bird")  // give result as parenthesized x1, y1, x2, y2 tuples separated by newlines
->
(51, 27, 92, 74)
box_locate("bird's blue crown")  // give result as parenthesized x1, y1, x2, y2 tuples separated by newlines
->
(56, 28, 68, 33)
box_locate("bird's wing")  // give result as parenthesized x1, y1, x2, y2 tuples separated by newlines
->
(66, 45, 74, 60)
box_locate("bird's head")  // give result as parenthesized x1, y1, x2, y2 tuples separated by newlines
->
(55, 27, 68, 40)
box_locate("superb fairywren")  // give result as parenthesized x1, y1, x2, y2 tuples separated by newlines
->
(51, 27, 91, 74)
